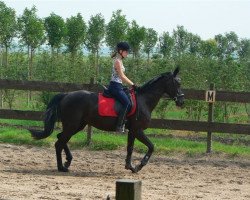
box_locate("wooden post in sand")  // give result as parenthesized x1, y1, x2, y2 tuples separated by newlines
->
(116, 179, 142, 200)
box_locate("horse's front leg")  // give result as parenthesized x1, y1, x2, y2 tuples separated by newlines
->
(125, 130, 136, 172)
(134, 129, 154, 173)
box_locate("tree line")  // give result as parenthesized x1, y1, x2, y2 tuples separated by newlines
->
(1, 2, 250, 73)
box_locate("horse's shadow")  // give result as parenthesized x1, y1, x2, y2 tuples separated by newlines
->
(2, 167, 123, 178)
(150, 156, 250, 169)
(2, 157, 249, 179)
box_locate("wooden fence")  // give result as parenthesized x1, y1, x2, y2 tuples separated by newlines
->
(0, 79, 249, 152)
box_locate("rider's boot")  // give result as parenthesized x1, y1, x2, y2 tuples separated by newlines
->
(116, 107, 128, 133)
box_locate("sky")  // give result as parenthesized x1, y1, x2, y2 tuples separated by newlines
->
(3, 0, 250, 40)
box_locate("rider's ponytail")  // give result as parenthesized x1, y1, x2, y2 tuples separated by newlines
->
(111, 51, 117, 58)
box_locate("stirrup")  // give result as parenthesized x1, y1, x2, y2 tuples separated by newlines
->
(116, 124, 125, 133)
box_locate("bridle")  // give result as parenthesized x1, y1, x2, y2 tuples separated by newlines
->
(173, 93, 185, 102)
(166, 74, 184, 102)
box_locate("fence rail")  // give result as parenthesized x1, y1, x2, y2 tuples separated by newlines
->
(0, 79, 249, 150)
(0, 109, 249, 135)
(0, 79, 249, 102)
(0, 79, 249, 130)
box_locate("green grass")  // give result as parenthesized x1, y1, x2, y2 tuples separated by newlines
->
(0, 127, 49, 147)
(0, 127, 249, 158)
(0, 119, 43, 127)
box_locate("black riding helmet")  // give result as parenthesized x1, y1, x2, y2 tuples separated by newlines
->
(116, 42, 130, 52)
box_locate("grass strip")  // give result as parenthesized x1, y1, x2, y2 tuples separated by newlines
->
(0, 127, 249, 158)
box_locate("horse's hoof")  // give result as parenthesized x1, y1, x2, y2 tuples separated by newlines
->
(133, 164, 143, 173)
(58, 166, 69, 172)
(125, 164, 137, 173)
(131, 168, 138, 173)
(129, 167, 137, 173)
(125, 164, 131, 170)
(64, 161, 71, 169)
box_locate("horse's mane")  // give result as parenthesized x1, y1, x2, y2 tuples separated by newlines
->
(139, 72, 172, 92)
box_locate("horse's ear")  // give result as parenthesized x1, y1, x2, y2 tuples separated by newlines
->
(173, 66, 180, 77)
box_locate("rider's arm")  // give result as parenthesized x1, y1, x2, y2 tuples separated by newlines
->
(115, 60, 134, 86)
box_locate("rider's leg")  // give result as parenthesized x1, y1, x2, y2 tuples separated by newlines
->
(108, 82, 132, 133)
(114, 90, 131, 132)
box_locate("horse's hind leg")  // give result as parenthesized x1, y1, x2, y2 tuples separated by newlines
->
(55, 133, 72, 172)
(57, 133, 72, 169)
(63, 144, 73, 169)
(55, 123, 87, 172)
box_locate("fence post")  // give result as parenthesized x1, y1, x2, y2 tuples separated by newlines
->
(0, 47, 3, 108)
(86, 77, 95, 146)
(116, 179, 142, 200)
(206, 83, 215, 153)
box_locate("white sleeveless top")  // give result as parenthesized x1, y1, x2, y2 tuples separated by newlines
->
(111, 57, 125, 84)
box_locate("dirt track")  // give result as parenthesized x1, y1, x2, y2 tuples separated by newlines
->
(0, 143, 249, 200)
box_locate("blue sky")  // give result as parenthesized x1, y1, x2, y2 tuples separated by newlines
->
(4, 0, 250, 40)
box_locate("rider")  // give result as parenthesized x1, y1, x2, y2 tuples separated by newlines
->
(108, 42, 135, 133)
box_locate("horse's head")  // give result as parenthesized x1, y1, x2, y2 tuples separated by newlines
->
(164, 67, 184, 107)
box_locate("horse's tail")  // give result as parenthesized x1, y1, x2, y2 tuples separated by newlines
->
(30, 93, 67, 140)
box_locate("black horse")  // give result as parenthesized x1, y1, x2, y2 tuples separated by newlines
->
(30, 67, 184, 173)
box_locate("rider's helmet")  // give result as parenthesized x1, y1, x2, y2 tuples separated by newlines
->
(116, 42, 130, 52)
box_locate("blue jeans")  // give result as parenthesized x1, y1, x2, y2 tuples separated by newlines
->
(108, 81, 132, 113)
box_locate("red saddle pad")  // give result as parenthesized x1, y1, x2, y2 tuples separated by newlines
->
(98, 91, 136, 117)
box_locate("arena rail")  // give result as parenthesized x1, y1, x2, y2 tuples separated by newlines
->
(0, 79, 249, 152)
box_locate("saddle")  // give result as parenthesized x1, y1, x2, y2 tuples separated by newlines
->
(98, 87, 136, 117)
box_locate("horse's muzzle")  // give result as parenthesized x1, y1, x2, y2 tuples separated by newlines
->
(174, 93, 184, 107)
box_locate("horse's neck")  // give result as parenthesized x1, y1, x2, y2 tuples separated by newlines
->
(140, 78, 166, 112)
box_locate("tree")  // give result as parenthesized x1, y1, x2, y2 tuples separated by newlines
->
(143, 28, 158, 61)
(85, 13, 105, 77)
(238, 39, 250, 92)
(215, 32, 239, 61)
(214, 34, 227, 60)
(159, 32, 174, 58)
(0, 1, 17, 67)
(213, 32, 240, 122)
(200, 39, 218, 58)
(238, 39, 250, 61)
(127, 20, 145, 58)
(44, 13, 66, 56)
(18, 6, 45, 81)
(106, 10, 129, 51)
(65, 13, 87, 58)
(172, 25, 190, 57)
(188, 33, 201, 56)
(225, 32, 239, 59)
(18, 6, 45, 104)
